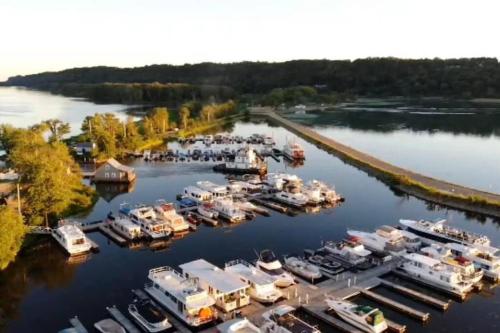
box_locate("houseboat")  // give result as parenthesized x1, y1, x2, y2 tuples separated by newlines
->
(265, 173, 302, 191)
(213, 198, 246, 223)
(108, 215, 142, 240)
(213, 146, 267, 175)
(154, 201, 190, 233)
(347, 226, 407, 255)
(323, 238, 372, 267)
(256, 250, 295, 287)
(306, 180, 343, 203)
(196, 181, 229, 198)
(225, 259, 282, 304)
(282, 142, 305, 160)
(400, 219, 491, 247)
(124, 205, 171, 239)
(217, 319, 261, 333)
(445, 243, 500, 281)
(261, 305, 319, 333)
(183, 186, 213, 203)
(326, 298, 387, 333)
(263, 136, 275, 146)
(145, 266, 217, 327)
(52, 224, 92, 256)
(273, 191, 308, 208)
(197, 202, 219, 219)
(420, 244, 484, 283)
(180, 259, 250, 313)
(396, 253, 474, 298)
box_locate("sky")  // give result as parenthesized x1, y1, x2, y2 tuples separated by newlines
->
(1, 0, 499, 81)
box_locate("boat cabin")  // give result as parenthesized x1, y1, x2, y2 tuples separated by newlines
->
(184, 186, 213, 202)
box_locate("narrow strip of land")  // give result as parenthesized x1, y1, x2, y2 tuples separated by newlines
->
(262, 111, 500, 218)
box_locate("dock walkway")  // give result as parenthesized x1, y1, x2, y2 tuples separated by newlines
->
(265, 111, 500, 217)
(379, 278, 450, 310)
(106, 305, 141, 333)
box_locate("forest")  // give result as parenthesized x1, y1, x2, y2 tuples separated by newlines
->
(4, 58, 500, 100)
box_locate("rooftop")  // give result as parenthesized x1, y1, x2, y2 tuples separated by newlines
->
(225, 261, 275, 285)
(102, 158, 135, 173)
(180, 259, 248, 294)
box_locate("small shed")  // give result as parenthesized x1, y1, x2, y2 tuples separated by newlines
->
(94, 158, 136, 183)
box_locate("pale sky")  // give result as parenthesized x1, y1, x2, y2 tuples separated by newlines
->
(1, 0, 499, 81)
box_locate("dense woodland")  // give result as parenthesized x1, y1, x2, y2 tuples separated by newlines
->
(5, 58, 500, 100)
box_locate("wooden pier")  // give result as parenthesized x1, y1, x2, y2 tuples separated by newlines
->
(385, 319, 407, 333)
(250, 198, 288, 213)
(187, 211, 218, 226)
(357, 288, 430, 322)
(106, 305, 141, 333)
(379, 278, 450, 310)
(69, 316, 88, 333)
(99, 225, 127, 245)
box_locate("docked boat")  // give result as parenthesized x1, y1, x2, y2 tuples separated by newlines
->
(145, 266, 217, 327)
(398, 229, 422, 252)
(128, 298, 172, 332)
(213, 198, 246, 223)
(323, 238, 372, 267)
(420, 244, 484, 284)
(196, 180, 230, 199)
(400, 219, 491, 247)
(445, 243, 500, 281)
(124, 205, 171, 239)
(347, 226, 407, 255)
(183, 186, 213, 203)
(304, 250, 344, 275)
(217, 318, 261, 333)
(273, 191, 308, 208)
(305, 180, 343, 203)
(261, 305, 319, 333)
(256, 250, 295, 287)
(154, 201, 190, 233)
(52, 224, 92, 256)
(214, 146, 267, 175)
(283, 256, 322, 280)
(282, 142, 305, 160)
(204, 135, 213, 146)
(94, 319, 126, 333)
(225, 259, 282, 304)
(108, 215, 142, 240)
(197, 202, 219, 219)
(228, 181, 263, 194)
(301, 187, 323, 205)
(326, 298, 387, 333)
(396, 253, 474, 298)
(264, 136, 275, 146)
(265, 173, 302, 191)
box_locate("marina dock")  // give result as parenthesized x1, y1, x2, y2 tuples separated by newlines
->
(99, 225, 127, 245)
(379, 278, 451, 310)
(106, 305, 141, 333)
(250, 198, 288, 213)
(357, 288, 430, 322)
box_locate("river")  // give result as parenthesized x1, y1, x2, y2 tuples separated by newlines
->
(0, 91, 498, 333)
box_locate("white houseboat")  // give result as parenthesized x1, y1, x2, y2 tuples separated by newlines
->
(197, 202, 219, 219)
(180, 259, 250, 313)
(183, 186, 213, 203)
(213, 198, 246, 223)
(145, 266, 217, 327)
(445, 243, 500, 281)
(396, 253, 474, 298)
(214, 146, 267, 175)
(196, 181, 229, 199)
(225, 259, 282, 304)
(282, 142, 305, 160)
(323, 238, 372, 266)
(52, 224, 92, 256)
(108, 216, 142, 240)
(125, 205, 171, 239)
(306, 180, 343, 203)
(273, 191, 308, 208)
(400, 219, 491, 247)
(154, 201, 190, 233)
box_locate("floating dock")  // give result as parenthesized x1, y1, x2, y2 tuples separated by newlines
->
(106, 305, 141, 333)
(379, 278, 450, 310)
(187, 211, 218, 226)
(99, 225, 127, 245)
(385, 319, 407, 333)
(69, 316, 88, 333)
(357, 288, 430, 322)
(250, 198, 288, 213)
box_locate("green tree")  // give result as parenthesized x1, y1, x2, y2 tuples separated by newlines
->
(42, 119, 71, 142)
(150, 107, 169, 134)
(0, 206, 26, 270)
(179, 106, 190, 129)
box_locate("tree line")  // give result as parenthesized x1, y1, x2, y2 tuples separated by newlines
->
(5, 58, 500, 98)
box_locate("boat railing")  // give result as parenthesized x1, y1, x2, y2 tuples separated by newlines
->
(225, 259, 252, 268)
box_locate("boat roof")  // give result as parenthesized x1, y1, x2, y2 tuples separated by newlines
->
(216, 319, 258, 333)
(57, 225, 85, 239)
(197, 181, 228, 192)
(114, 217, 140, 229)
(148, 267, 208, 304)
(404, 253, 441, 266)
(180, 259, 248, 294)
(225, 262, 275, 285)
(185, 186, 212, 195)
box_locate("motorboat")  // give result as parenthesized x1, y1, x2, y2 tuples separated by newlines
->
(283, 256, 322, 280)
(263, 136, 275, 146)
(197, 202, 219, 219)
(421, 244, 484, 284)
(282, 142, 305, 160)
(303, 250, 344, 275)
(396, 253, 474, 298)
(217, 318, 261, 333)
(213, 198, 246, 223)
(204, 135, 213, 146)
(400, 219, 491, 247)
(306, 180, 342, 203)
(445, 242, 500, 281)
(145, 266, 217, 327)
(94, 319, 126, 333)
(261, 305, 319, 333)
(326, 298, 387, 333)
(154, 200, 190, 233)
(347, 226, 407, 255)
(255, 250, 295, 287)
(128, 298, 172, 332)
(225, 259, 282, 304)
(52, 224, 92, 256)
(273, 191, 308, 208)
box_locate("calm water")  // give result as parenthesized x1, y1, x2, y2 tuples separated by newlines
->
(0, 91, 499, 332)
(290, 99, 500, 194)
(0, 87, 129, 135)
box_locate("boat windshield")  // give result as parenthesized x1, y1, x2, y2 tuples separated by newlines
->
(261, 250, 277, 263)
(366, 311, 385, 326)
